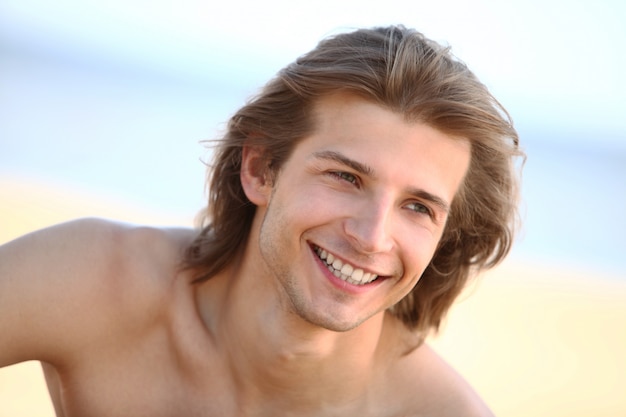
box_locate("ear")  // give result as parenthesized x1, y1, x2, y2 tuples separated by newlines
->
(240, 145, 272, 206)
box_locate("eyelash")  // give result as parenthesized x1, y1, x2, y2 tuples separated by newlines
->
(405, 202, 433, 217)
(330, 171, 359, 186)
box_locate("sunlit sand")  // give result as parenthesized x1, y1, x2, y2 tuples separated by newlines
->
(2, 176, 625, 417)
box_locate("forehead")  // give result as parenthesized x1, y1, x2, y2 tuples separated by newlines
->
(306, 93, 468, 151)
(308, 92, 462, 139)
(290, 93, 471, 202)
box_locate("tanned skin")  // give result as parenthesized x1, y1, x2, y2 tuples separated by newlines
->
(0, 94, 494, 416)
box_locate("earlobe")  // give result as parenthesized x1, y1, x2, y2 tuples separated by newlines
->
(240, 146, 272, 206)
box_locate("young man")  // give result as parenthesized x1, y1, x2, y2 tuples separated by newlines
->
(0, 26, 522, 416)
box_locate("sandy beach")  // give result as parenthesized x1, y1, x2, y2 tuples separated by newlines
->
(1, 176, 625, 417)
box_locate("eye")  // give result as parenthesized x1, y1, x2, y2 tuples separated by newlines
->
(406, 201, 432, 217)
(330, 171, 359, 185)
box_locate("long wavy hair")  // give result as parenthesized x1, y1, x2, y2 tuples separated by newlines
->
(184, 25, 524, 337)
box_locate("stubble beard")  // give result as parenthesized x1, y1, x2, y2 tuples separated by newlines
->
(257, 205, 368, 333)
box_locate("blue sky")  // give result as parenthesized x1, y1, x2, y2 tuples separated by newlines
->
(2, 0, 624, 140)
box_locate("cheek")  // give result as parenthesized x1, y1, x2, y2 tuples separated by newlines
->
(257, 203, 293, 277)
(260, 185, 328, 243)
(281, 183, 356, 223)
(399, 232, 441, 277)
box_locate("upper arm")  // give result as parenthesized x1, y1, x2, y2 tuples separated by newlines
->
(0, 218, 136, 367)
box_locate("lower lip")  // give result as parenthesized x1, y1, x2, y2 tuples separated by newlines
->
(310, 246, 385, 295)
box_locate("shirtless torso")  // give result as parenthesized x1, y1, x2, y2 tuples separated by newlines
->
(2, 219, 491, 417)
(2, 22, 524, 416)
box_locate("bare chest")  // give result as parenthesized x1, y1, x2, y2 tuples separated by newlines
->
(44, 357, 420, 417)
(44, 349, 231, 417)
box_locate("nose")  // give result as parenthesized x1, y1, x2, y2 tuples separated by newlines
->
(343, 200, 395, 254)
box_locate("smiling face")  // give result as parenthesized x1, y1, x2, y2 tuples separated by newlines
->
(242, 93, 471, 332)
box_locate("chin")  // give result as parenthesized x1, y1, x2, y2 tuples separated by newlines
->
(296, 306, 372, 333)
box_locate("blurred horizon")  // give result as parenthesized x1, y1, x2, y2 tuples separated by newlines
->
(1, 0, 625, 277)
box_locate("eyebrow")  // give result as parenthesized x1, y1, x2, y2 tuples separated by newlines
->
(312, 150, 451, 214)
(312, 150, 374, 177)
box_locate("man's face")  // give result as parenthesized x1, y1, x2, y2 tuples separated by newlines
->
(251, 93, 471, 332)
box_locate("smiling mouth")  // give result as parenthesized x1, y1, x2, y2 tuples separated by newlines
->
(313, 245, 380, 285)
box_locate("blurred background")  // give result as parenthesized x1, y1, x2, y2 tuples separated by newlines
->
(1, 1, 624, 416)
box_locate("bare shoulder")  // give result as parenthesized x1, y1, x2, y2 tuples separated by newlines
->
(7, 217, 193, 291)
(388, 342, 495, 417)
(0, 218, 196, 367)
(53, 218, 197, 316)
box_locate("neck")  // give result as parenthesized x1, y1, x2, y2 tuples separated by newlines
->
(198, 257, 394, 412)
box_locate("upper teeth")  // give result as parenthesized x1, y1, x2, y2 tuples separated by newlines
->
(315, 247, 378, 285)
